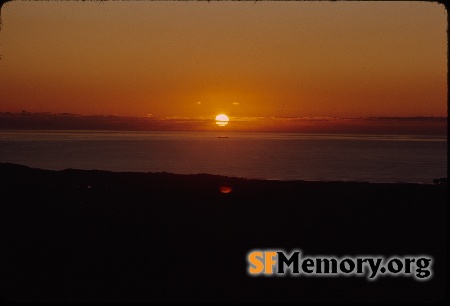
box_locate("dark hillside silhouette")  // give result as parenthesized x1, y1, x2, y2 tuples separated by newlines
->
(0, 163, 446, 302)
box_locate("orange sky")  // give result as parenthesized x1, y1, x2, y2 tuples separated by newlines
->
(0, 1, 447, 121)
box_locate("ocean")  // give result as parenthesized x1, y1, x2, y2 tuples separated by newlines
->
(0, 130, 446, 184)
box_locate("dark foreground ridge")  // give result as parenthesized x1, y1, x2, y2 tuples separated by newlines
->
(0, 163, 447, 302)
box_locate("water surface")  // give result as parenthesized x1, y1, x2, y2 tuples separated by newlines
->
(0, 130, 446, 184)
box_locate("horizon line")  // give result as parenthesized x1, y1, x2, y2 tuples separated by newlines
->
(0, 111, 447, 121)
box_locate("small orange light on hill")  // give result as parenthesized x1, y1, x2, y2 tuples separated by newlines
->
(219, 185, 232, 194)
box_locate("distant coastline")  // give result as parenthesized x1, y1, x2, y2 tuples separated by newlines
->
(0, 111, 446, 135)
(0, 162, 445, 186)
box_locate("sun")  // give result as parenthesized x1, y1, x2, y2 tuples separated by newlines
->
(215, 114, 229, 126)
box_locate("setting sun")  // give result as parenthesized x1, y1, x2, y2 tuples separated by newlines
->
(215, 114, 229, 127)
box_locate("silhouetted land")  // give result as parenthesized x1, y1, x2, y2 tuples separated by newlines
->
(0, 163, 447, 302)
(0, 111, 447, 134)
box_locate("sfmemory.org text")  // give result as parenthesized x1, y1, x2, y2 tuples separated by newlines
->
(247, 250, 433, 281)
